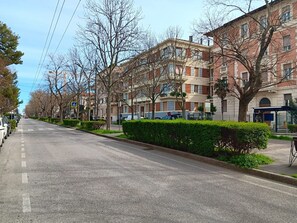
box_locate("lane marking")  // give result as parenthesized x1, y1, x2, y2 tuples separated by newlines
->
(21, 153, 26, 159)
(22, 193, 31, 213)
(38, 128, 44, 131)
(28, 129, 33, 132)
(22, 173, 28, 184)
(21, 143, 25, 147)
(22, 161, 26, 168)
(21, 147, 25, 152)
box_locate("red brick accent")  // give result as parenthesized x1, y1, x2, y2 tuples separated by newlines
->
(186, 66, 191, 76)
(202, 68, 210, 78)
(185, 84, 191, 93)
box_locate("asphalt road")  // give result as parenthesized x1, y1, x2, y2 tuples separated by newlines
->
(0, 119, 296, 223)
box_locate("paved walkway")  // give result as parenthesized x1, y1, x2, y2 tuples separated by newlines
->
(258, 139, 297, 176)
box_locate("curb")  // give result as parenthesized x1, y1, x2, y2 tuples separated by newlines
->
(88, 131, 297, 187)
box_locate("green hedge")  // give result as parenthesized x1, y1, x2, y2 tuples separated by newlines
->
(63, 119, 80, 127)
(9, 119, 17, 130)
(81, 121, 106, 130)
(288, 124, 297, 133)
(123, 120, 270, 156)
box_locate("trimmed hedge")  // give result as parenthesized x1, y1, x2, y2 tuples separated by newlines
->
(288, 124, 297, 133)
(9, 119, 17, 130)
(63, 119, 80, 127)
(123, 120, 270, 156)
(81, 121, 106, 130)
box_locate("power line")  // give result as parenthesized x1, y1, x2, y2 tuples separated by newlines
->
(31, 0, 66, 92)
(54, 0, 82, 55)
(30, 0, 61, 92)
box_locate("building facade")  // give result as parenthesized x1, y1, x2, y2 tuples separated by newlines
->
(208, 0, 297, 129)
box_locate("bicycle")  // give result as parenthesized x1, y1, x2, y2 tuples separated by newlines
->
(289, 137, 297, 167)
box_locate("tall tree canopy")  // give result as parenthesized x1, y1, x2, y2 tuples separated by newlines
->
(0, 22, 24, 65)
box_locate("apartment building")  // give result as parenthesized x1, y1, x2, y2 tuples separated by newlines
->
(207, 0, 297, 128)
(119, 38, 211, 120)
(95, 38, 211, 121)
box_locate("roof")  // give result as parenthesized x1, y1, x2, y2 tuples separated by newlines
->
(205, 0, 282, 36)
(253, 106, 292, 112)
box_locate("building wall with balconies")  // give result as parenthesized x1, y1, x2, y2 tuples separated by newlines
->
(209, 0, 297, 123)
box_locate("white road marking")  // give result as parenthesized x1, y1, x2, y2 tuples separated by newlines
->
(22, 161, 26, 168)
(21, 147, 25, 152)
(38, 128, 44, 131)
(47, 128, 54, 130)
(18, 129, 23, 132)
(22, 193, 31, 213)
(28, 129, 33, 132)
(22, 173, 28, 184)
(21, 143, 25, 147)
(21, 153, 26, 159)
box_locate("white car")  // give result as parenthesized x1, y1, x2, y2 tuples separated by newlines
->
(0, 118, 5, 147)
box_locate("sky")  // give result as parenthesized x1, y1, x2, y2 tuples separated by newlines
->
(0, 0, 223, 113)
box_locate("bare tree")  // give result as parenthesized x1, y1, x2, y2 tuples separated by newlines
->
(78, 0, 142, 129)
(45, 54, 73, 122)
(66, 48, 86, 119)
(194, 0, 291, 121)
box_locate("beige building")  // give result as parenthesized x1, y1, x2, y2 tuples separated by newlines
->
(120, 38, 212, 120)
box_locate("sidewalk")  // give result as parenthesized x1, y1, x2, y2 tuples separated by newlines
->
(258, 139, 297, 176)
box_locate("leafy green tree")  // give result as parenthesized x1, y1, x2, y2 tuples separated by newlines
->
(289, 99, 297, 124)
(214, 79, 229, 120)
(0, 22, 24, 65)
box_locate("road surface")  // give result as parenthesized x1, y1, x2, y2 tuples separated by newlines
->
(0, 119, 296, 222)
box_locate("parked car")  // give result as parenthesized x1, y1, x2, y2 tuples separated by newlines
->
(3, 116, 11, 137)
(125, 115, 140, 121)
(161, 114, 182, 120)
(0, 118, 5, 147)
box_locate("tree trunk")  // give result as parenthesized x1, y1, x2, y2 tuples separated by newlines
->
(181, 99, 186, 119)
(221, 99, 224, 121)
(106, 90, 111, 130)
(238, 99, 249, 122)
(151, 99, 155, 119)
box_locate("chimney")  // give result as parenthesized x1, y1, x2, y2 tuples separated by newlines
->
(200, 38, 203, 45)
(189, 35, 193, 42)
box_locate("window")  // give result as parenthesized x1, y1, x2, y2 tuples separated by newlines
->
(123, 106, 128, 113)
(175, 65, 183, 75)
(241, 23, 248, 38)
(199, 68, 203, 77)
(261, 69, 268, 83)
(283, 63, 292, 79)
(192, 50, 202, 60)
(284, 94, 292, 106)
(123, 93, 128, 101)
(162, 46, 173, 59)
(162, 83, 171, 94)
(221, 32, 228, 46)
(168, 64, 174, 74)
(167, 101, 175, 110)
(191, 67, 195, 76)
(241, 72, 249, 86)
(192, 85, 202, 94)
(282, 5, 291, 23)
(260, 15, 267, 30)
(283, 35, 291, 51)
(175, 47, 185, 58)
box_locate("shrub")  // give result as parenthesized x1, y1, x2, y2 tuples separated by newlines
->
(123, 120, 270, 156)
(63, 119, 80, 127)
(81, 120, 106, 130)
(9, 119, 16, 130)
(218, 153, 273, 169)
(288, 124, 297, 133)
(49, 118, 60, 124)
(217, 121, 270, 154)
(39, 117, 48, 122)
